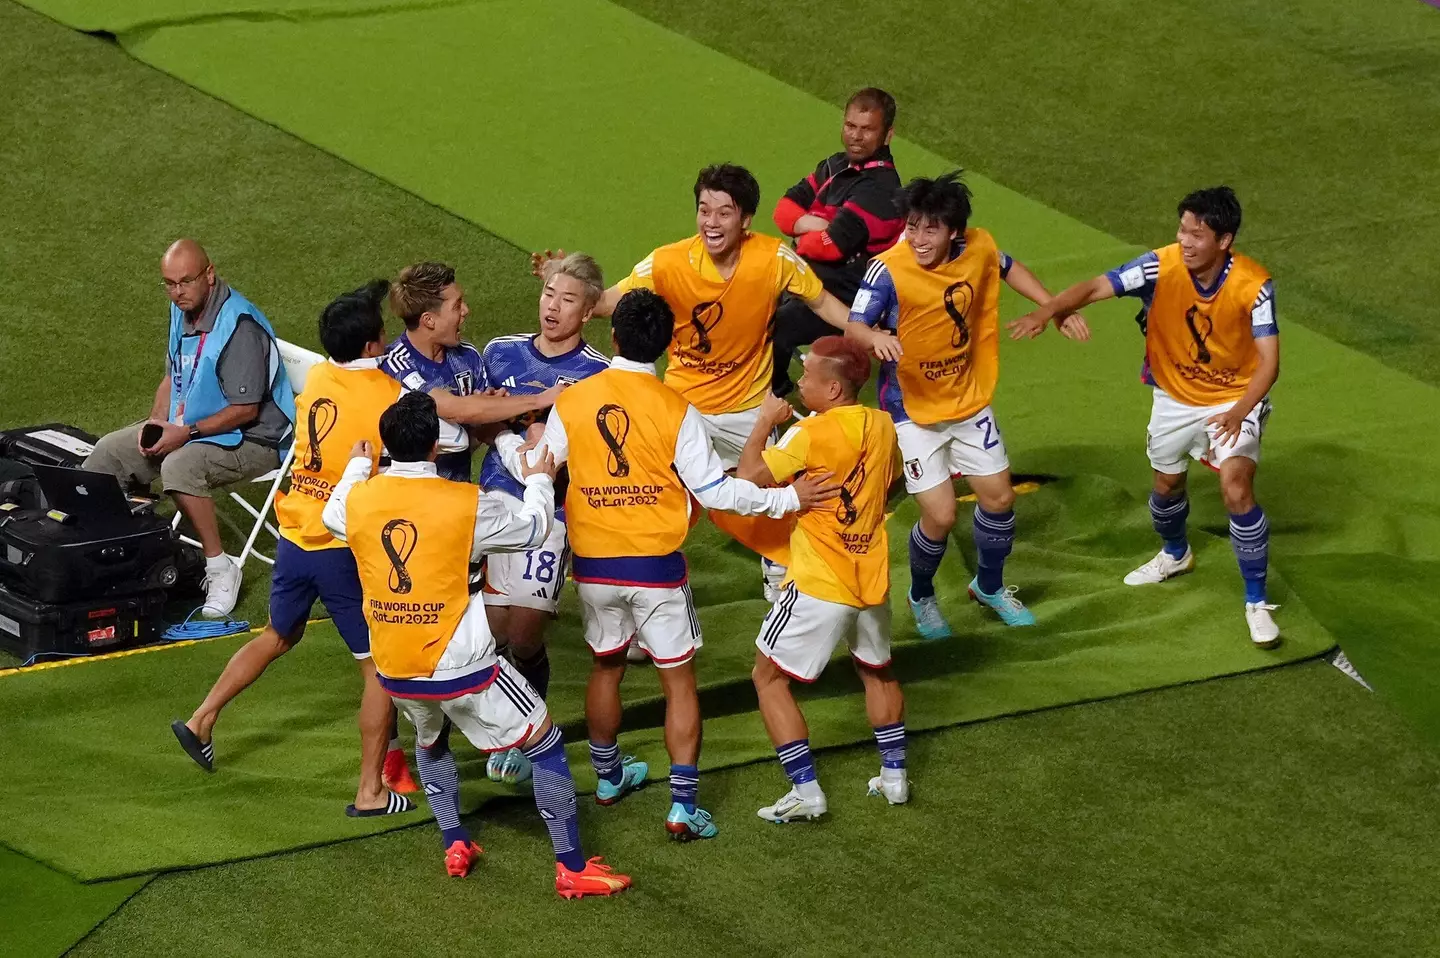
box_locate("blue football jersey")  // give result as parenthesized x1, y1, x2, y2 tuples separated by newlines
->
(478, 333, 609, 501)
(380, 332, 487, 482)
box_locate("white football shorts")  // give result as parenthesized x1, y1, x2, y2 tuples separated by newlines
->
(895, 405, 1010, 494)
(481, 490, 569, 614)
(755, 583, 892, 682)
(393, 657, 548, 754)
(577, 581, 703, 668)
(1146, 388, 1269, 474)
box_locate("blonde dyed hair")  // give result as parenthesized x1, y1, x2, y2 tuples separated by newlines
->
(390, 261, 455, 329)
(542, 252, 604, 309)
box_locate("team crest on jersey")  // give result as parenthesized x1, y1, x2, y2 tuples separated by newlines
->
(904, 458, 923, 481)
(453, 371, 475, 395)
(687, 301, 724, 354)
(556, 375, 581, 387)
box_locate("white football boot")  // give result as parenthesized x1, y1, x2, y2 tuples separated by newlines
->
(1123, 548, 1195, 586)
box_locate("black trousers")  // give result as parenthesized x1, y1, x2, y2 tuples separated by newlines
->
(771, 294, 840, 396)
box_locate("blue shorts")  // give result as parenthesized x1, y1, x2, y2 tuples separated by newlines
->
(269, 538, 369, 658)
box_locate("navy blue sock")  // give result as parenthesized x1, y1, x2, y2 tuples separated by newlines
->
(1229, 505, 1269, 604)
(588, 740, 623, 787)
(1150, 490, 1190, 559)
(972, 507, 1015, 596)
(777, 739, 818, 785)
(908, 524, 947, 601)
(670, 764, 700, 812)
(523, 726, 585, 872)
(414, 726, 469, 848)
(873, 722, 906, 770)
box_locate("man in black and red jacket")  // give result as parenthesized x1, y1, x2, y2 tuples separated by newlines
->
(771, 87, 904, 396)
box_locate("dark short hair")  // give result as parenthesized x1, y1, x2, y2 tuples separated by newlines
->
(808, 335, 871, 396)
(390, 262, 456, 330)
(611, 289, 674, 364)
(897, 170, 972, 234)
(379, 392, 439, 463)
(319, 279, 388, 362)
(1178, 186, 1242, 240)
(694, 163, 760, 218)
(846, 87, 896, 130)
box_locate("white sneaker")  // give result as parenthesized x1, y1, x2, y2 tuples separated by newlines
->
(1123, 548, 1195, 586)
(867, 771, 909, 805)
(1245, 602, 1281, 649)
(200, 555, 242, 618)
(757, 787, 827, 823)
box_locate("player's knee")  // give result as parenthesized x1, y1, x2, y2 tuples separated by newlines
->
(1153, 471, 1187, 498)
(1220, 476, 1255, 513)
(983, 487, 1016, 513)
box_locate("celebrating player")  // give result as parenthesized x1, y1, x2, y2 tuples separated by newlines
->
(535, 164, 855, 598)
(381, 261, 563, 481)
(477, 253, 610, 785)
(321, 392, 630, 897)
(522, 289, 839, 841)
(735, 338, 909, 822)
(1009, 186, 1281, 648)
(171, 281, 420, 815)
(847, 171, 1087, 639)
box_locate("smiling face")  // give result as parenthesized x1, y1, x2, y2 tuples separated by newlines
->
(696, 189, 752, 260)
(1176, 211, 1232, 273)
(841, 104, 890, 163)
(905, 214, 960, 269)
(538, 271, 593, 345)
(423, 282, 469, 348)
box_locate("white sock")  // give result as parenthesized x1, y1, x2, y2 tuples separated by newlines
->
(205, 553, 231, 573)
(795, 779, 824, 801)
(881, 767, 906, 784)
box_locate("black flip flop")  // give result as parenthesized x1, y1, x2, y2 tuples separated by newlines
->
(171, 720, 215, 773)
(346, 792, 416, 818)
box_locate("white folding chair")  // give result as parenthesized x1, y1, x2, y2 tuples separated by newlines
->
(172, 339, 325, 569)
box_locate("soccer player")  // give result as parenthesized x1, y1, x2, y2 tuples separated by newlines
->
(535, 164, 855, 598)
(1008, 186, 1281, 648)
(847, 171, 1088, 639)
(477, 253, 610, 785)
(381, 261, 564, 481)
(171, 280, 420, 815)
(523, 289, 839, 841)
(321, 392, 631, 897)
(734, 337, 908, 822)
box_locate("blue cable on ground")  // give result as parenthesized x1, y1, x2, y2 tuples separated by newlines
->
(163, 607, 250, 641)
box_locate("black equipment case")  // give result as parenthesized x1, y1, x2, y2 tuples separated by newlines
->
(0, 423, 98, 469)
(0, 583, 166, 661)
(0, 508, 184, 603)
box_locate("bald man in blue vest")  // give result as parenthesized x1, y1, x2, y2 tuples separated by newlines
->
(85, 239, 296, 617)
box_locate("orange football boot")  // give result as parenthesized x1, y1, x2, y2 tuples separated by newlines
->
(383, 748, 420, 794)
(555, 857, 631, 899)
(444, 840, 484, 878)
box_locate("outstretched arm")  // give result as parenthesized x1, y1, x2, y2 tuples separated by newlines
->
(1008, 274, 1114, 340)
(430, 383, 564, 426)
(1003, 256, 1091, 342)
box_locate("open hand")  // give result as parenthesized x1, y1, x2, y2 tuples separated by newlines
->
(1206, 408, 1247, 448)
(520, 445, 559, 481)
(868, 332, 902, 362)
(1007, 310, 1050, 340)
(791, 470, 842, 511)
(529, 249, 566, 278)
(1057, 314, 1091, 342)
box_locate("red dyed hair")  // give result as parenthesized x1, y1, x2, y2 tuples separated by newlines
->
(808, 335, 871, 395)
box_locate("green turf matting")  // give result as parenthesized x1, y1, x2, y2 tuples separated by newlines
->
(3, 0, 1437, 883)
(0, 848, 148, 958)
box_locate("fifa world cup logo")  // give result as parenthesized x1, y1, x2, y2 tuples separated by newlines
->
(596, 404, 631, 478)
(943, 281, 973, 349)
(304, 398, 338, 472)
(1184, 305, 1213, 364)
(835, 459, 867, 526)
(688, 301, 724, 354)
(381, 519, 418, 594)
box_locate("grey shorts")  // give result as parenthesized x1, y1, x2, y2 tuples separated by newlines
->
(84, 422, 279, 498)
